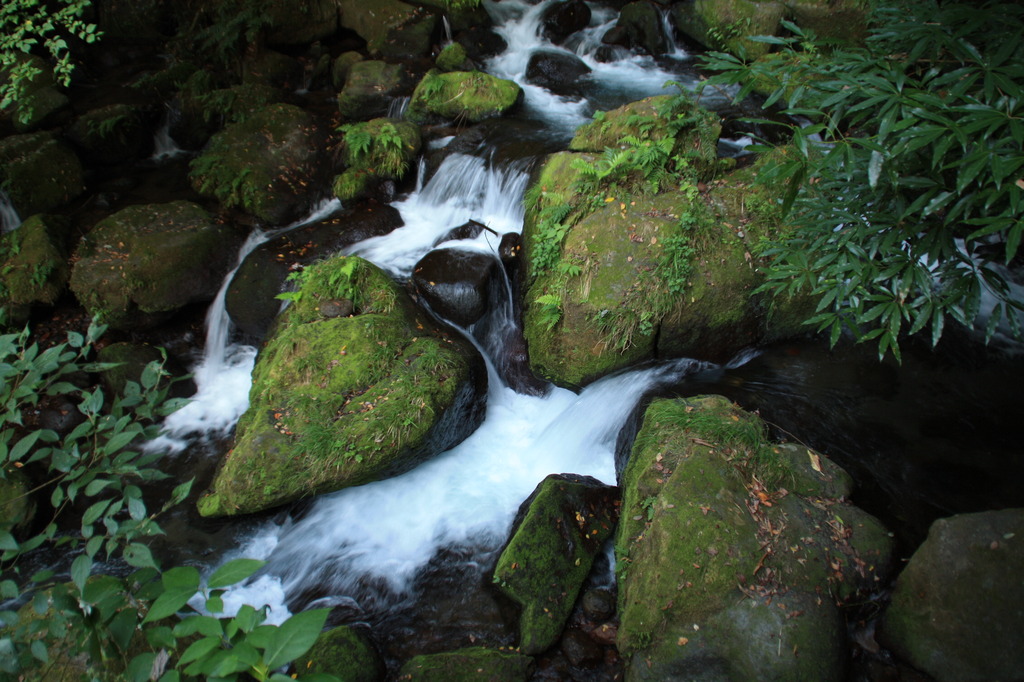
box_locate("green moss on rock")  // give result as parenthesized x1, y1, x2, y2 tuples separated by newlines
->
(189, 103, 326, 224)
(492, 474, 618, 654)
(67, 103, 148, 166)
(436, 42, 471, 72)
(338, 0, 439, 59)
(0, 132, 83, 218)
(337, 60, 414, 121)
(0, 467, 36, 536)
(69, 201, 241, 330)
(616, 395, 892, 680)
(0, 214, 71, 308)
(295, 626, 383, 681)
(671, 0, 786, 60)
(397, 647, 534, 681)
(407, 70, 522, 125)
(199, 256, 485, 517)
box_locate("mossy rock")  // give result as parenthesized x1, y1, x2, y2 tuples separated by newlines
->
(407, 70, 522, 125)
(880, 509, 1024, 682)
(189, 103, 327, 224)
(436, 42, 472, 72)
(95, 0, 176, 45)
(198, 255, 486, 517)
(67, 103, 150, 166)
(263, 0, 339, 45)
(295, 625, 383, 681)
(493, 474, 618, 654)
(569, 95, 720, 180)
(172, 71, 282, 149)
(0, 132, 83, 218)
(397, 647, 534, 681)
(338, 0, 439, 59)
(331, 51, 365, 90)
(616, 396, 892, 680)
(615, 1, 671, 56)
(242, 49, 304, 90)
(337, 60, 416, 121)
(671, 0, 786, 61)
(415, 0, 492, 32)
(0, 214, 72, 309)
(69, 201, 242, 330)
(0, 468, 36, 536)
(340, 118, 422, 180)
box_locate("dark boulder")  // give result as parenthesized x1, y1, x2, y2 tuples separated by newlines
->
(614, 1, 671, 56)
(432, 219, 489, 247)
(412, 247, 498, 327)
(525, 49, 591, 95)
(541, 0, 592, 44)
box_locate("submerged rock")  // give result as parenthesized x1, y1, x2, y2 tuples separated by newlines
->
(880, 509, 1024, 682)
(69, 201, 241, 330)
(492, 474, 619, 654)
(615, 396, 893, 680)
(525, 50, 591, 96)
(199, 256, 486, 517)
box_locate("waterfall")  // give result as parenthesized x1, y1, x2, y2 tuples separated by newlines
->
(386, 96, 411, 120)
(347, 153, 530, 277)
(1, 190, 21, 233)
(151, 105, 186, 161)
(151, 199, 341, 450)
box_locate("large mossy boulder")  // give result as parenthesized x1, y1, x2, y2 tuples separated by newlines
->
(613, 1, 672, 56)
(492, 474, 618, 654)
(337, 61, 416, 121)
(522, 112, 812, 387)
(198, 255, 486, 517)
(879, 509, 1024, 682)
(0, 132, 83, 218)
(1, 55, 70, 132)
(407, 70, 522, 125)
(338, 0, 439, 59)
(615, 396, 893, 681)
(0, 214, 72, 311)
(671, 0, 786, 60)
(783, 0, 870, 45)
(397, 647, 534, 681)
(189, 103, 327, 224)
(69, 201, 241, 330)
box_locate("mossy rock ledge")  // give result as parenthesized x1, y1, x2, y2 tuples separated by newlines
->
(492, 474, 619, 654)
(188, 103, 328, 224)
(69, 201, 242, 330)
(0, 214, 72, 311)
(0, 132, 83, 218)
(522, 122, 812, 388)
(615, 395, 893, 681)
(198, 255, 486, 517)
(338, 0, 439, 60)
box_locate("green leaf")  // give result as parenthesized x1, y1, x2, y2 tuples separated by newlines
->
(208, 558, 266, 589)
(124, 542, 157, 569)
(70, 554, 91, 592)
(178, 635, 222, 666)
(263, 608, 330, 670)
(144, 567, 200, 623)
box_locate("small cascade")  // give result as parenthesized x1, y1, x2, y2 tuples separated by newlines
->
(386, 96, 411, 119)
(347, 153, 530, 277)
(0, 190, 21, 233)
(659, 7, 688, 59)
(152, 199, 342, 450)
(151, 106, 186, 161)
(442, 15, 453, 44)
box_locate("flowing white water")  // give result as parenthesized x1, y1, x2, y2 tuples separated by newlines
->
(151, 106, 186, 161)
(484, 0, 698, 136)
(226, 355, 712, 618)
(1, 189, 21, 233)
(152, 199, 342, 450)
(347, 153, 530, 277)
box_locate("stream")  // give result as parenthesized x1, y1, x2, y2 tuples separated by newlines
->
(126, 0, 1024, 673)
